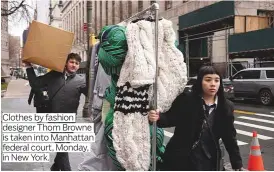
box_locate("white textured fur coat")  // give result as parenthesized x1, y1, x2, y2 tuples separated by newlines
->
(118, 18, 187, 112)
(112, 19, 188, 171)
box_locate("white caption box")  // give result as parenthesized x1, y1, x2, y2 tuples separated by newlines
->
(2, 153, 50, 162)
(2, 143, 91, 152)
(2, 113, 76, 123)
(2, 123, 94, 133)
(3, 133, 95, 143)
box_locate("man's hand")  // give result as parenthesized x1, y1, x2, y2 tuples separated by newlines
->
(148, 109, 160, 122)
(23, 61, 32, 68)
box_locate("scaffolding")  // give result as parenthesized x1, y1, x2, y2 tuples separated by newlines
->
(182, 26, 233, 78)
(180, 25, 274, 78)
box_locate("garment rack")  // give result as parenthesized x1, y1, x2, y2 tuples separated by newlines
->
(120, 3, 160, 171)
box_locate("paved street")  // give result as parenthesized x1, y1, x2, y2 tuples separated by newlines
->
(1, 79, 274, 170)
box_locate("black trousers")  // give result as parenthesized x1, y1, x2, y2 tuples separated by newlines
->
(36, 106, 50, 113)
(51, 152, 71, 171)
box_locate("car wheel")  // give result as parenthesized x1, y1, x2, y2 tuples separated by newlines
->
(259, 89, 273, 106)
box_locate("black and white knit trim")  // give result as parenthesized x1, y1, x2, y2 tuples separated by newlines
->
(114, 82, 150, 116)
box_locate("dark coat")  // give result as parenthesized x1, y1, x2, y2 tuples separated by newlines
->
(157, 93, 243, 171)
(27, 67, 87, 113)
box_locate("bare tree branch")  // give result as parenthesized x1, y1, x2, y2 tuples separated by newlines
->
(1, 0, 33, 24)
(1, 0, 25, 16)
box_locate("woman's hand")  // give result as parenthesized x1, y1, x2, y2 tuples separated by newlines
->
(148, 109, 160, 122)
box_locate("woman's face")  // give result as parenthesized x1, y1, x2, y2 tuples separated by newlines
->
(202, 74, 220, 97)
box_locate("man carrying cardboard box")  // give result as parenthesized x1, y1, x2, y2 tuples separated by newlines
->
(24, 53, 87, 171)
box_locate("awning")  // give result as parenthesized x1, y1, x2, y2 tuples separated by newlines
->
(179, 1, 235, 31)
(229, 28, 274, 55)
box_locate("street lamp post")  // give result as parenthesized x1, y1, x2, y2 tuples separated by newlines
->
(82, 1, 93, 118)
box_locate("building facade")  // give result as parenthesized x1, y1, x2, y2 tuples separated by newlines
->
(1, 1, 10, 77)
(61, 0, 88, 61)
(36, 0, 50, 24)
(90, 1, 204, 36)
(49, 0, 63, 28)
(9, 35, 21, 68)
(59, 1, 273, 76)
(59, 0, 193, 62)
(178, 1, 274, 76)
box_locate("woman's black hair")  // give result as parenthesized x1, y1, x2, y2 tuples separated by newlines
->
(192, 65, 225, 104)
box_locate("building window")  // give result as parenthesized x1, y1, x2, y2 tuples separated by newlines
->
(183, 0, 188, 3)
(128, 1, 132, 17)
(69, 14, 70, 32)
(138, 1, 143, 12)
(112, 1, 115, 24)
(120, 1, 123, 21)
(82, 1, 84, 41)
(106, 2, 108, 25)
(70, 11, 73, 32)
(165, 1, 172, 10)
(100, 1, 102, 29)
(95, 1, 97, 34)
(76, 5, 78, 41)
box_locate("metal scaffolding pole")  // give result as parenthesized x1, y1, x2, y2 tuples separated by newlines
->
(228, 27, 231, 77)
(119, 2, 160, 171)
(225, 26, 229, 78)
(152, 3, 159, 171)
(185, 34, 190, 78)
(180, 26, 233, 39)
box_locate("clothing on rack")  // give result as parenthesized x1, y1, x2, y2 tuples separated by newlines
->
(92, 64, 111, 112)
(78, 123, 117, 171)
(117, 19, 187, 113)
(78, 44, 113, 171)
(101, 99, 111, 124)
(117, 21, 156, 87)
(88, 42, 100, 108)
(97, 25, 129, 171)
(112, 82, 151, 171)
(97, 23, 166, 171)
(98, 25, 128, 76)
(112, 18, 186, 171)
(112, 21, 154, 171)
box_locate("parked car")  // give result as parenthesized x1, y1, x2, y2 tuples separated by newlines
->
(183, 77, 235, 99)
(223, 67, 274, 106)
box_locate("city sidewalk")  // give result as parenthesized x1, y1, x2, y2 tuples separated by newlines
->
(1, 78, 92, 171)
(4, 78, 30, 98)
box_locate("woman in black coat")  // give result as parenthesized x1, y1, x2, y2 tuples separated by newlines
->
(149, 66, 244, 171)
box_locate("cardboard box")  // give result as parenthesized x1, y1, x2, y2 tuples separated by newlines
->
(23, 20, 74, 72)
